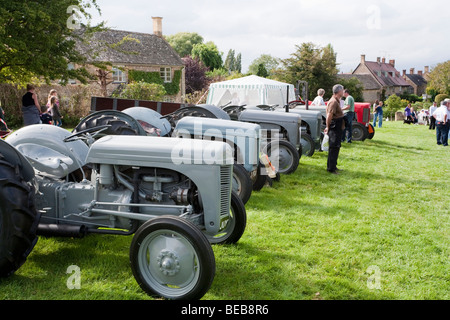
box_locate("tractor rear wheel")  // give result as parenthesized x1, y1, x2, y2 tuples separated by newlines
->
(0, 157, 39, 277)
(130, 216, 215, 300)
(74, 115, 138, 138)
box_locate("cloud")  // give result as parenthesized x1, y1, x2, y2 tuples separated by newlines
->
(89, 0, 449, 73)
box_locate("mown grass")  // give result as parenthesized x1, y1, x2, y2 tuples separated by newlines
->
(1, 121, 448, 300)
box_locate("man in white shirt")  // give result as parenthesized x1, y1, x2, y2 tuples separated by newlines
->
(429, 102, 437, 130)
(311, 89, 326, 106)
(433, 100, 448, 146)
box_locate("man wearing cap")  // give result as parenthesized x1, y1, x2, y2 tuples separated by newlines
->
(433, 100, 448, 146)
(325, 84, 346, 174)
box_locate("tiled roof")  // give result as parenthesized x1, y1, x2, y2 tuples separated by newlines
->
(76, 28, 184, 67)
(405, 74, 428, 86)
(337, 74, 382, 90)
(363, 61, 410, 87)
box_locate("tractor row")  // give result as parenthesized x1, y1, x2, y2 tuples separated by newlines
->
(0, 97, 373, 300)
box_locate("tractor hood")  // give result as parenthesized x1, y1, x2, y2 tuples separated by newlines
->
(174, 116, 261, 139)
(86, 135, 234, 166)
(239, 109, 301, 124)
(275, 108, 322, 121)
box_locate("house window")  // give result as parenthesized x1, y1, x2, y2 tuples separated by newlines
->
(112, 67, 127, 83)
(160, 67, 172, 83)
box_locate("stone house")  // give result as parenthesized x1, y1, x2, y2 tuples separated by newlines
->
(402, 67, 428, 96)
(75, 17, 186, 102)
(341, 55, 413, 103)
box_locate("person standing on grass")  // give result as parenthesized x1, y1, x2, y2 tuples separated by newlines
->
(49, 96, 63, 127)
(325, 84, 345, 174)
(342, 89, 355, 143)
(373, 100, 384, 128)
(433, 100, 448, 146)
(429, 102, 437, 130)
(22, 84, 42, 126)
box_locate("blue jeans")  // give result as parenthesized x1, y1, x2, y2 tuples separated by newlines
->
(342, 111, 354, 142)
(373, 113, 383, 128)
(436, 122, 449, 146)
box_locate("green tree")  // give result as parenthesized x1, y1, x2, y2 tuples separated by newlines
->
(235, 53, 242, 74)
(384, 94, 408, 118)
(165, 32, 204, 58)
(256, 64, 269, 78)
(426, 60, 450, 95)
(339, 77, 364, 102)
(191, 41, 223, 71)
(277, 43, 338, 100)
(224, 49, 235, 74)
(248, 54, 280, 76)
(0, 0, 104, 86)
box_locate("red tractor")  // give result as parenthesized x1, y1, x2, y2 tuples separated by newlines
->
(353, 102, 375, 141)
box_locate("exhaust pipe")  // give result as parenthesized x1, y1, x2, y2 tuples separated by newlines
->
(37, 224, 87, 238)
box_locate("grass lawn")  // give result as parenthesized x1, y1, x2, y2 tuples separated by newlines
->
(0, 121, 448, 300)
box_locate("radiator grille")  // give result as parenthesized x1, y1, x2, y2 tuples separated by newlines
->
(220, 165, 232, 216)
(363, 108, 370, 123)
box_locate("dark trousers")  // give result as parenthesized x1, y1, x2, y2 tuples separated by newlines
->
(429, 116, 436, 130)
(436, 122, 449, 146)
(327, 117, 343, 172)
(342, 111, 354, 142)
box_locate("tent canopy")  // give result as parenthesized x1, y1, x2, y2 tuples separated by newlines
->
(206, 75, 296, 107)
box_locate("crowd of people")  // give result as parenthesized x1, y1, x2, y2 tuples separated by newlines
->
(21, 85, 63, 127)
(312, 86, 450, 175)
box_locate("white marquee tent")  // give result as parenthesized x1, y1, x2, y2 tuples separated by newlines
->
(206, 75, 296, 107)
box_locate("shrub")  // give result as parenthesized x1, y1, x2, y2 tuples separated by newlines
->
(114, 81, 166, 101)
(435, 94, 449, 105)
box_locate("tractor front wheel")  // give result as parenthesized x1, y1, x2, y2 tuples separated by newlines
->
(266, 140, 299, 174)
(205, 191, 246, 245)
(130, 216, 215, 300)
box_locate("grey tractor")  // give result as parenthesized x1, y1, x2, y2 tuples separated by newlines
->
(1, 124, 245, 300)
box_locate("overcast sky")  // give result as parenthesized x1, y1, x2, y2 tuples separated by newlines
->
(87, 0, 449, 74)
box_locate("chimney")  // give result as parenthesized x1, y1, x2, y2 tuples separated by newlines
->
(152, 17, 163, 37)
(382, 57, 386, 63)
(377, 57, 381, 63)
(403, 69, 406, 77)
(361, 54, 366, 64)
(424, 66, 429, 73)
(418, 70, 423, 76)
(410, 68, 415, 74)
(389, 59, 395, 67)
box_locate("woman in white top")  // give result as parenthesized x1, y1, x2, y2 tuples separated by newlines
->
(311, 88, 326, 106)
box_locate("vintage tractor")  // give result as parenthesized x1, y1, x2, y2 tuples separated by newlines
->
(294, 102, 375, 141)
(171, 104, 302, 175)
(1, 124, 245, 300)
(72, 107, 274, 204)
(232, 104, 322, 157)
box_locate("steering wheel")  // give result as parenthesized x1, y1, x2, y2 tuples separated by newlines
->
(64, 125, 111, 143)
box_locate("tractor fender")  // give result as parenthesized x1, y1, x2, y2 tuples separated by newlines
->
(122, 107, 172, 136)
